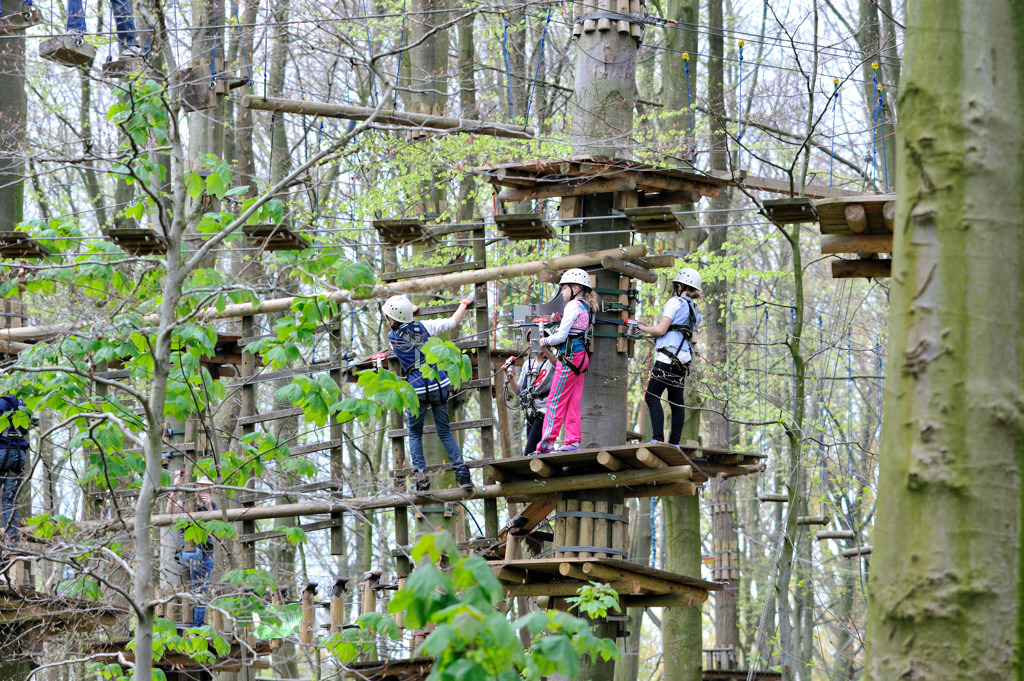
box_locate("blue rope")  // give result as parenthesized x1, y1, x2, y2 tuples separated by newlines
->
(393, 0, 407, 109)
(829, 79, 839, 187)
(503, 20, 514, 121)
(210, 4, 219, 77)
(235, 0, 254, 90)
(877, 86, 889, 192)
(737, 40, 744, 174)
(524, 7, 552, 125)
(683, 53, 694, 168)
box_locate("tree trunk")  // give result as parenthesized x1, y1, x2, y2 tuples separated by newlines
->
(866, 3, 1022, 679)
(0, 0, 26, 232)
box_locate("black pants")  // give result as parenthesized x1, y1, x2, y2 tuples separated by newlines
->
(524, 413, 545, 456)
(644, 361, 688, 445)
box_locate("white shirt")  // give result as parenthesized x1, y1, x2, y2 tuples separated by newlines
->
(654, 296, 701, 364)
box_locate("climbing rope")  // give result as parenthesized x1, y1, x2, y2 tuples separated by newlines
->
(524, 6, 552, 126)
(683, 52, 695, 168)
(503, 19, 514, 121)
(737, 39, 744, 173)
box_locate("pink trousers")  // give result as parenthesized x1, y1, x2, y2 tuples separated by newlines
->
(536, 350, 589, 451)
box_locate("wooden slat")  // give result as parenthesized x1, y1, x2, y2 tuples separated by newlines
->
(830, 258, 891, 279)
(239, 517, 342, 543)
(380, 261, 483, 282)
(819, 234, 892, 254)
(388, 417, 493, 438)
(227, 361, 346, 387)
(237, 406, 304, 426)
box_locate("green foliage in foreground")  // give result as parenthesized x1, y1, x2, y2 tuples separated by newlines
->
(327, 531, 620, 681)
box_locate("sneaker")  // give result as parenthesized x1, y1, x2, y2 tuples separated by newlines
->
(455, 469, 473, 490)
(413, 471, 429, 492)
(646, 439, 664, 446)
(557, 443, 580, 452)
(536, 444, 555, 454)
(119, 44, 145, 59)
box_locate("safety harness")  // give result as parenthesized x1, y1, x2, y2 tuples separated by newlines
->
(518, 356, 554, 421)
(657, 296, 698, 373)
(554, 298, 593, 377)
(389, 322, 450, 402)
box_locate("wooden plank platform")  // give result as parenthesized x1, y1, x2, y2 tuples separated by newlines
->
(379, 260, 483, 282)
(0, 232, 50, 259)
(830, 257, 891, 279)
(711, 170, 865, 199)
(388, 417, 493, 439)
(485, 443, 764, 486)
(816, 194, 895, 235)
(473, 156, 725, 204)
(0, 7, 42, 33)
(107, 227, 168, 255)
(243, 223, 311, 251)
(703, 671, 781, 681)
(344, 659, 433, 681)
(494, 213, 556, 240)
(491, 557, 719, 604)
(0, 585, 120, 627)
(373, 218, 428, 245)
(90, 638, 271, 672)
(100, 56, 146, 79)
(624, 205, 684, 232)
(762, 197, 817, 224)
(39, 35, 97, 67)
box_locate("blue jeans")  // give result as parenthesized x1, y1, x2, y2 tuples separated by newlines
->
(0, 447, 26, 543)
(405, 391, 468, 475)
(180, 549, 214, 628)
(66, 0, 138, 48)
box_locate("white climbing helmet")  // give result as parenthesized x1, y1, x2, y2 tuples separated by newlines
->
(672, 268, 702, 292)
(558, 268, 592, 289)
(382, 296, 414, 324)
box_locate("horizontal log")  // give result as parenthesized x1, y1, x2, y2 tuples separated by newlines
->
(631, 481, 696, 498)
(0, 246, 647, 343)
(830, 258, 891, 279)
(597, 450, 626, 471)
(815, 530, 857, 541)
(757, 493, 789, 503)
(582, 562, 709, 602)
(497, 176, 637, 202)
(95, 465, 693, 530)
(240, 95, 534, 140)
(819, 234, 892, 254)
(841, 545, 872, 558)
(635, 447, 668, 469)
(796, 515, 830, 526)
(631, 254, 675, 270)
(601, 256, 658, 283)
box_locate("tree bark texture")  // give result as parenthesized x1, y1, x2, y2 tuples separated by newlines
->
(572, 22, 637, 158)
(0, 0, 26, 232)
(866, 3, 1023, 680)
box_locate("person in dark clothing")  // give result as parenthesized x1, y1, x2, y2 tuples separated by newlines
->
(168, 472, 217, 628)
(0, 395, 33, 543)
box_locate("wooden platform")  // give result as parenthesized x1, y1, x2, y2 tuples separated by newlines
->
(493, 213, 555, 240)
(243, 223, 311, 251)
(703, 670, 781, 681)
(107, 227, 168, 255)
(344, 659, 433, 681)
(0, 6, 42, 33)
(0, 581, 119, 630)
(623, 205, 683, 232)
(485, 443, 765, 487)
(492, 557, 719, 607)
(815, 194, 895, 279)
(0, 232, 51, 259)
(373, 218, 428, 245)
(90, 637, 272, 672)
(473, 157, 725, 206)
(762, 197, 817, 224)
(39, 35, 97, 67)
(100, 55, 146, 79)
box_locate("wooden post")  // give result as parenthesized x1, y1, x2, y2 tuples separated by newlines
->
(330, 577, 348, 633)
(361, 571, 381, 615)
(330, 314, 346, 559)
(593, 501, 609, 559)
(239, 314, 257, 571)
(299, 582, 317, 645)
(578, 501, 595, 559)
(561, 499, 580, 559)
(473, 224, 499, 539)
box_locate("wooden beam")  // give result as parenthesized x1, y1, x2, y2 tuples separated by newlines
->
(710, 171, 864, 199)
(0, 246, 647, 343)
(241, 95, 535, 140)
(830, 258, 892, 279)
(597, 450, 626, 471)
(581, 562, 710, 602)
(819, 234, 893, 254)
(601, 256, 657, 283)
(497, 176, 638, 202)
(882, 200, 895, 232)
(103, 464, 695, 530)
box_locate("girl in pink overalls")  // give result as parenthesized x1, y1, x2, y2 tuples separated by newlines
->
(536, 268, 597, 452)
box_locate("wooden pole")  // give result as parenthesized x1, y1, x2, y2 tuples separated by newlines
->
(0, 246, 647, 343)
(601, 256, 658, 283)
(330, 577, 348, 632)
(123, 464, 694, 530)
(299, 582, 317, 645)
(240, 95, 536, 140)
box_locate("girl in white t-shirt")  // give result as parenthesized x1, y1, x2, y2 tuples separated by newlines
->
(637, 268, 703, 446)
